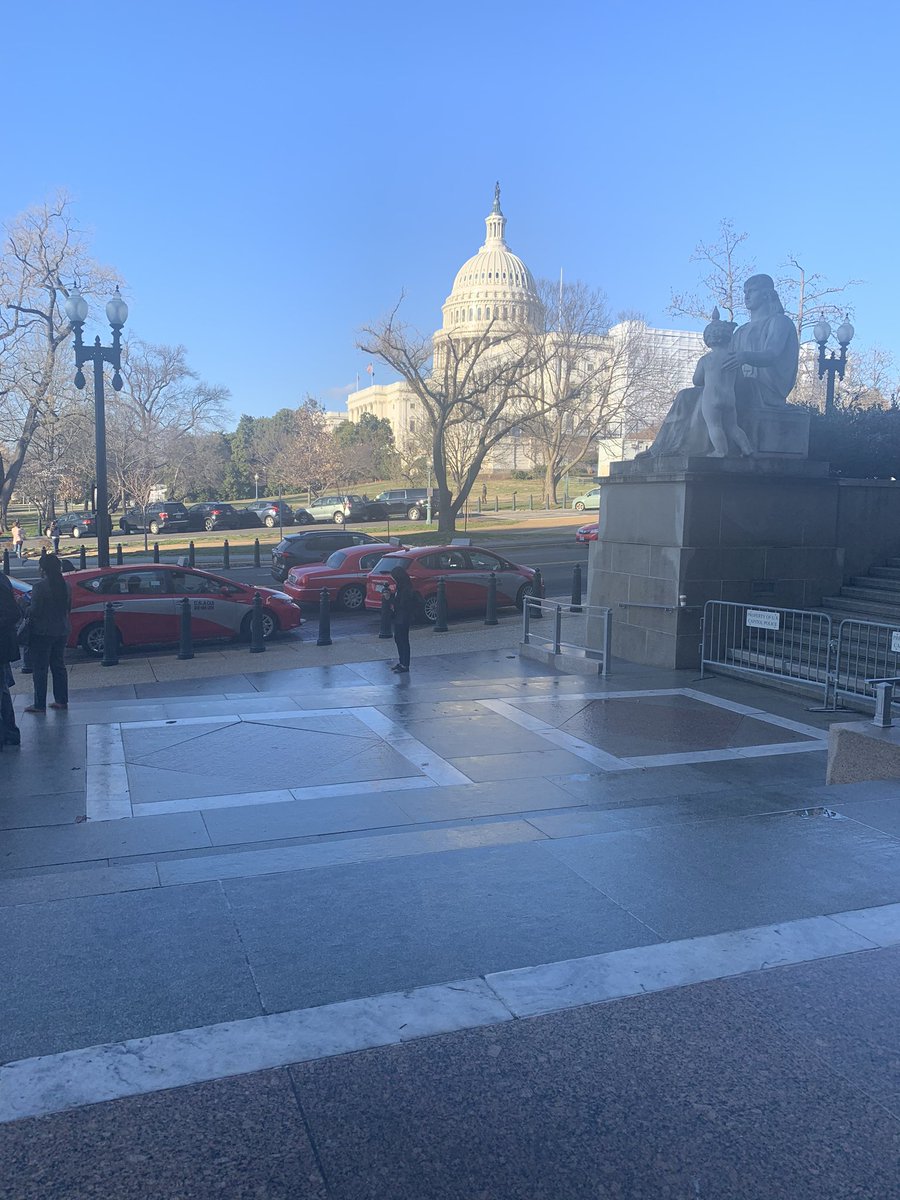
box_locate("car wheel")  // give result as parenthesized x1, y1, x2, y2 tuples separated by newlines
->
(204, 518, 215, 532)
(333, 512, 345, 525)
(407, 506, 422, 521)
(80, 622, 119, 658)
(421, 593, 438, 623)
(516, 582, 536, 611)
(149, 521, 161, 535)
(338, 583, 366, 612)
(264, 516, 276, 527)
(241, 609, 278, 640)
(574, 502, 586, 512)
(72, 527, 82, 539)
(121, 523, 132, 536)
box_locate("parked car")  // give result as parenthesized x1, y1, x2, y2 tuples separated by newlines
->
(55, 512, 100, 539)
(283, 543, 404, 611)
(371, 488, 439, 521)
(244, 500, 295, 528)
(271, 530, 383, 582)
(575, 522, 599, 543)
(365, 545, 537, 623)
(571, 486, 602, 513)
(305, 493, 388, 525)
(119, 502, 191, 536)
(292, 507, 316, 525)
(64, 564, 302, 657)
(186, 502, 242, 532)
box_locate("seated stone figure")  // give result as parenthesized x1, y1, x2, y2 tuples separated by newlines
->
(696, 311, 753, 458)
(638, 274, 800, 459)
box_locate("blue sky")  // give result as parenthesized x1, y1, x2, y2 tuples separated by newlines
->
(3, 0, 897, 421)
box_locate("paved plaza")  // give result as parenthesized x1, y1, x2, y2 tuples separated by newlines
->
(2, 639, 900, 1197)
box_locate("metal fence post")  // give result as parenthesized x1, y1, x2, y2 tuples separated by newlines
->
(531, 569, 543, 620)
(177, 597, 194, 660)
(253, 538, 261, 568)
(570, 563, 582, 613)
(316, 588, 332, 647)
(223, 539, 230, 569)
(602, 608, 612, 676)
(523, 596, 531, 644)
(554, 603, 562, 654)
(485, 572, 498, 626)
(188, 541, 195, 568)
(153, 541, 160, 564)
(102, 602, 119, 667)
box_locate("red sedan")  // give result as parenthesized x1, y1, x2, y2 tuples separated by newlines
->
(365, 545, 537, 623)
(575, 522, 599, 543)
(284, 543, 403, 612)
(65, 564, 302, 656)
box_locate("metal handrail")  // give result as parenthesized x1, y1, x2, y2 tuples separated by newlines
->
(522, 596, 612, 675)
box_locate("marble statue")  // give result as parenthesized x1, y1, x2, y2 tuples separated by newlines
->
(638, 274, 800, 458)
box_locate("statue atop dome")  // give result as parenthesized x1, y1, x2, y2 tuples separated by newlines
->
(492, 181, 502, 213)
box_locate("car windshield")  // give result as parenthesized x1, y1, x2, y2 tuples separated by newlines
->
(275, 539, 298, 553)
(325, 550, 349, 568)
(370, 555, 407, 574)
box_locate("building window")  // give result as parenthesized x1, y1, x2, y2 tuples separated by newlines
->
(409, 419, 415, 433)
(502, 306, 508, 319)
(485, 306, 491, 319)
(477, 307, 481, 320)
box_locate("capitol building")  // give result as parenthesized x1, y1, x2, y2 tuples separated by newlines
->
(346, 187, 703, 473)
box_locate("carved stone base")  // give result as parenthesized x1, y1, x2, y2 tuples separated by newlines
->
(755, 406, 810, 457)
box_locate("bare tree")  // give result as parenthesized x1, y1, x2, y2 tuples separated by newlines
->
(669, 219, 755, 323)
(0, 192, 120, 522)
(777, 256, 862, 342)
(358, 301, 540, 535)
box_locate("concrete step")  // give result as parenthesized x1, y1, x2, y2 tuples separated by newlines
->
(848, 576, 900, 593)
(821, 595, 900, 621)
(868, 567, 900, 581)
(834, 586, 900, 608)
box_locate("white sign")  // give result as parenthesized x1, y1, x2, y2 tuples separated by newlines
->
(746, 609, 780, 631)
(891, 631, 900, 654)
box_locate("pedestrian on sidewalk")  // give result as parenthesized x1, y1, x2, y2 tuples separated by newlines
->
(24, 553, 70, 714)
(11, 521, 24, 561)
(0, 572, 21, 747)
(48, 518, 60, 555)
(389, 565, 415, 674)
(481, 481, 487, 504)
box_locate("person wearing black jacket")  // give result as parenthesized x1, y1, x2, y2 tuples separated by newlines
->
(0, 572, 21, 747)
(24, 554, 70, 714)
(389, 565, 415, 674)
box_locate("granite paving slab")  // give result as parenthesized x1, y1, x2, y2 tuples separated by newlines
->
(0, 791, 84, 831)
(392, 776, 583, 822)
(547, 763, 744, 805)
(381, 713, 548, 758)
(201, 792, 417, 845)
(0, 1069, 327, 1199)
(0, 811, 210, 871)
(829, 795, 900, 839)
(449, 747, 606, 781)
(223, 841, 656, 1013)
(544, 808, 900, 941)
(290, 969, 900, 1200)
(0, 862, 159, 907)
(120, 719, 238, 759)
(0, 882, 260, 1062)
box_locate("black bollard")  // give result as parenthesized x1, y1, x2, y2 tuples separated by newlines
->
(433, 576, 449, 632)
(177, 597, 194, 660)
(494, 495, 499, 512)
(512, 492, 517, 512)
(485, 571, 498, 626)
(2, 549, 8, 575)
(531, 568, 544, 620)
(316, 588, 333, 647)
(477, 497, 481, 514)
(253, 538, 261, 568)
(223, 539, 230, 569)
(153, 541, 160, 564)
(378, 588, 393, 639)
(102, 602, 119, 666)
(570, 563, 583, 613)
(188, 541, 195, 567)
(529, 494, 534, 511)
(79, 544, 86, 570)
(250, 592, 266, 653)
(115, 543, 123, 566)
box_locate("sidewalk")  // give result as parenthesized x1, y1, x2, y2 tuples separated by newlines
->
(2, 645, 900, 1197)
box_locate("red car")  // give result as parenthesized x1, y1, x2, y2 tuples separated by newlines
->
(284, 543, 403, 612)
(365, 545, 537, 623)
(575, 522, 599, 543)
(64, 564, 302, 656)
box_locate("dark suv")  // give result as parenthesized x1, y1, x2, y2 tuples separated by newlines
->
(186, 502, 241, 532)
(372, 488, 438, 521)
(271, 530, 381, 581)
(245, 500, 295, 529)
(119, 502, 190, 535)
(56, 512, 101, 539)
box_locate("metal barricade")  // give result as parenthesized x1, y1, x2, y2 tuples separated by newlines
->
(700, 600, 833, 702)
(832, 618, 900, 711)
(522, 597, 612, 676)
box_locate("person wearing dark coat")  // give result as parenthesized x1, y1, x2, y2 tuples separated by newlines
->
(0, 572, 21, 747)
(24, 553, 70, 714)
(389, 565, 415, 673)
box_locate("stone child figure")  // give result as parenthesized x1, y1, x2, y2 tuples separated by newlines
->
(695, 310, 753, 457)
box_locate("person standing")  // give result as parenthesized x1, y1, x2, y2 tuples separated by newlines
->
(24, 553, 70, 714)
(389, 565, 415, 674)
(49, 518, 61, 555)
(0, 572, 21, 747)
(11, 521, 24, 561)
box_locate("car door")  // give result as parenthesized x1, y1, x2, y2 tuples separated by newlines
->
(168, 569, 248, 638)
(82, 569, 177, 646)
(428, 549, 470, 610)
(465, 549, 519, 606)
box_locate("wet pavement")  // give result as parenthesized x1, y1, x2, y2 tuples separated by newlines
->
(3, 646, 900, 1197)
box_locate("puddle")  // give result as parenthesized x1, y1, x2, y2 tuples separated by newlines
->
(795, 807, 844, 820)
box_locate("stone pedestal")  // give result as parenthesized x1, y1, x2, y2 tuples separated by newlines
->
(587, 457, 844, 670)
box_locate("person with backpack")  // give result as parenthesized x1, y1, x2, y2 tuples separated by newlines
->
(23, 553, 70, 714)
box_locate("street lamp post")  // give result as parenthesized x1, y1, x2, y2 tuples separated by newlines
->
(254, 472, 260, 500)
(814, 316, 855, 417)
(64, 285, 128, 568)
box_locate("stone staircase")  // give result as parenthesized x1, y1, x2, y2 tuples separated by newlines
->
(821, 559, 900, 625)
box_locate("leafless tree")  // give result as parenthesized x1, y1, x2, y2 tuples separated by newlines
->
(0, 192, 120, 522)
(358, 300, 540, 535)
(777, 256, 862, 342)
(669, 219, 755, 323)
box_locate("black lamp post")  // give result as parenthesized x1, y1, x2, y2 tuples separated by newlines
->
(814, 315, 855, 417)
(64, 285, 128, 568)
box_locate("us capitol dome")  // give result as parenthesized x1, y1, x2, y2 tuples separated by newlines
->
(439, 183, 541, 336)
